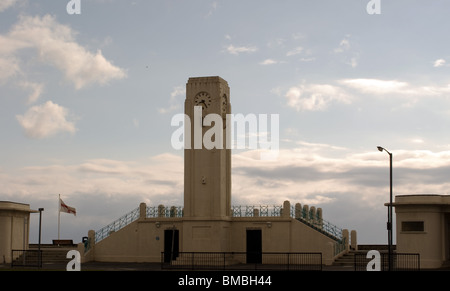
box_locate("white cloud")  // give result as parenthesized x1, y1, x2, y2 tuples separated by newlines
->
(349, 57, 358, 68)
(226, 44, 257, 55)
(340, 79, 409, 95)
(0, 0, 18, 12)
(4, 146, 450, 244)
(0, 154, 184, 202)
(158, 85, 185, 114)
(205, 1, 218, 17)
(19, 81, 44, 104)
(4, 14, 126, 89)
(434, 58, 446, 67)
(259, 59, 278, 65)
(299, 57, 315, 62)
(0, 56, 20, 82)
(333, 35, 360, 67)
(340, 78, 450, 97)
(285, 83, 352, 111)
(16, 101, 77, 139)
(334, 37, 351, 53)
(286, 46, 303, 56)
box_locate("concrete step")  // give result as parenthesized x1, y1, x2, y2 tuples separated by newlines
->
(332, 250, 366, 266)
(13, 246, 77, 265)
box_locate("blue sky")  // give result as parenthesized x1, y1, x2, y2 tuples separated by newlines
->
(2, 0, 450, 244)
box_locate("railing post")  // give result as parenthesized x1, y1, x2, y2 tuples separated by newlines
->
(295, 203, 302, 219)
(351, 230, 358, 250)
(139, 202, 146, 220)
(282, 201, 290, 218)
(342, 229, 350, 252)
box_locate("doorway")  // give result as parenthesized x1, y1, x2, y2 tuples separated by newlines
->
(246, 229, 262, 264)
(164, 229, 179, 263)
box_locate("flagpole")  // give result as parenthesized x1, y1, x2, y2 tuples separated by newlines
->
(58, 194, 60, 241)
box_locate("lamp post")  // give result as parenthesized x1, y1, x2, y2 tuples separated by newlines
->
(377, 146, 393, 271)
(38, 208, 44, 268)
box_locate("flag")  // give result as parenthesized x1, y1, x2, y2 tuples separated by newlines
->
(60, 198, 76, 216)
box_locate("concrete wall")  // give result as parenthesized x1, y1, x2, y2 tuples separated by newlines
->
(91, 217, 183, 262)
(86, 214, 339, 265)
(0, 202, 34, 264)
(395, 195, 450, 269)
(396, 204, 445, 268)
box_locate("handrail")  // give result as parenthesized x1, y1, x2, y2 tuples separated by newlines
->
(232, 204, 343, 241)
(93, 203, 344, 246)
(95, 207, 140, 243)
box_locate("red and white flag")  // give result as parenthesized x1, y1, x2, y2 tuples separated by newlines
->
(60, 198, 76, 216)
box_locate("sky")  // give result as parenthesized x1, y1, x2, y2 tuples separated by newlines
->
(2, 0, 450, 245)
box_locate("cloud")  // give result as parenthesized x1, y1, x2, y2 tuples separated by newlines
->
(205, 1, 218, 18)
(259, 59, 278, 65)
(286, 47, 303, 56)
(434, 59, 446, 67)
(334, 37, 351, 53)
(19, 81, 44, 104)
(158, 85, 185, 114)
(16, 101, 77, 139)
(340, 79, 409, 95)
(285, 82, 352, 111)
(0, 56, 20, 82)
(283, 78, 450, 112)
(348, 57, 358, 68)
(340, 78, 450, 97)
(333, 35, 359, 67)
(3, 14, 126, 89)
(4, 146, 450, 244)
(0, 0, 18, 12)
(1, 154, 184, 203)
(226, 44, 258, 55)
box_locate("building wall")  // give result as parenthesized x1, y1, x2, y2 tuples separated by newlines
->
(395, 195, 450, 269)
(87, 214, 338, 265)
(396, 205, 444, 268)
(0, 202, 33, 264)
(91, 218, 183, 262)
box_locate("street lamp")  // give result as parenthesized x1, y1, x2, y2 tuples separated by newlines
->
(377, 146, 393, 271)
(38, 208, 44, 268)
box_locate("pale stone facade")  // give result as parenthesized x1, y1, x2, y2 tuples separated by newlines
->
(0, 201, 37, 264)
(81, 201, 343, 265)
(80, 76, 351, 265)
(394, 194, 450, 269)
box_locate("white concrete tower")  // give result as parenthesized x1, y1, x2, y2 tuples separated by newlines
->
(183, 76, 231, 219)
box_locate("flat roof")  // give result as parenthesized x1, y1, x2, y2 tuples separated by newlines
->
(0, 201, 38, 213)
(393, 194, 450, 206)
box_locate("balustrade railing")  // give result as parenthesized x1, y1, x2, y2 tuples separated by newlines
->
(161, 251, 323, 271)
(93, 203, 344, 247)
(95, 207, 140, 243)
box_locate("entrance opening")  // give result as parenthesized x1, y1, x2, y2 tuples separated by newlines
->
(164, 229, 179, 263)
(246, 229, 262, 264)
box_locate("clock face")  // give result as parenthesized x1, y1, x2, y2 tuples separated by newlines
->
(194, 92, 212, 110)
(221, 94, 228, 115)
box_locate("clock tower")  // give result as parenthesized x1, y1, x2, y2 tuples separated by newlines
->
(183, 76, 231, 219)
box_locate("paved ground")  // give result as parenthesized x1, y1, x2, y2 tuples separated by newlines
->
(0, 262, 422, 271)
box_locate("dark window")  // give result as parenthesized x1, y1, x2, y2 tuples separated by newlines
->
(402, 221, 424, 232)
